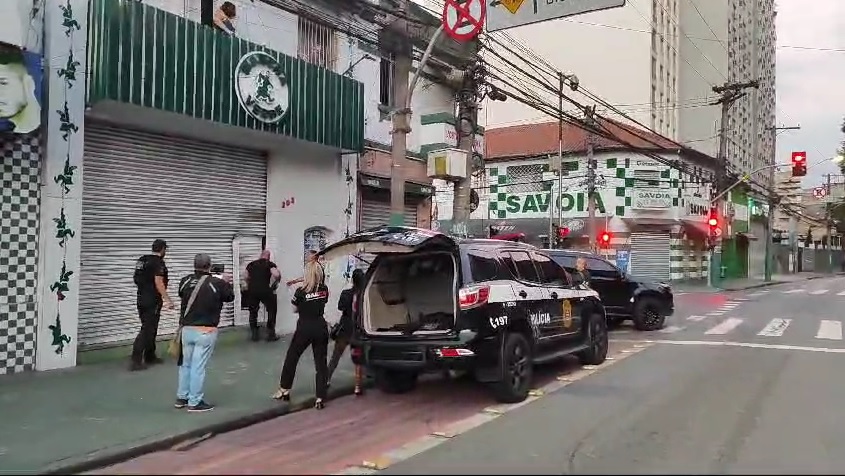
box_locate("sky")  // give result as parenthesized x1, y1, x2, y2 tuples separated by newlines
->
(774, 0, 845, 189)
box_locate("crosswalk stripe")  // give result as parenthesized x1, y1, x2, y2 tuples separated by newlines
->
(816, 320, 843, 340)
(687, 315, 708, 322)
(809, 290, 829, 295)
(708, 312, 724, 316)
(784, 289, 805, 294)
(757, 318, 791, 337)
(659, 325, 684, 334)
(704, 318, 744, 335)
(837, 291, 845, 296)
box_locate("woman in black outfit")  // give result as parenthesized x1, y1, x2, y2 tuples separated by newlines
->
(327, 269, 365, 396)
(273, 260, 331, 409)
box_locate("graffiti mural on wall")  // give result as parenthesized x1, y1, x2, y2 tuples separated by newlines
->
(0, 46, 42, 134)
(47, 0, 81, 354)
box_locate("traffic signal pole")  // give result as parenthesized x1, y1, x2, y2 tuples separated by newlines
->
(763, 125, 799, 281)
(389, 0, 412, 226)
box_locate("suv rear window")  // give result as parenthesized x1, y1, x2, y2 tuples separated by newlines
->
(466, 250, 501, 283)
(507, 251, 541, 283)
(549, 253, 577, 270)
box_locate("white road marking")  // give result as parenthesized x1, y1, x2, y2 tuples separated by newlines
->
(733, 298, 752, 301)
(816, 320, 843, 340)
(687, 315, 708, 322)
(704, 318, 744, 335)
(610, 338, 845, 354)
(809, 289, 829, 295)
(659, 325, 685, 334)
(747, 293, 765, 297)
(708, 312, 725, 316)
(757, 318, 792, 337)
(783, 289, 805, 294)
(837, 290, 845, 296)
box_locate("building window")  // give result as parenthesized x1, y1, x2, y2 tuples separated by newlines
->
(506, 164, 544, 194)
(379, 54, 395, 107)
(298, 17, 337, 70)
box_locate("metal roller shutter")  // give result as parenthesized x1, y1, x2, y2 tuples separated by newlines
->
(629, 232, 671, 282)
(79, 124, 267, 346)
(359, 188, 418, 229)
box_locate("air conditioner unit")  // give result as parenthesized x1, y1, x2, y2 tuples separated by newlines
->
(427, 148, 468, 180)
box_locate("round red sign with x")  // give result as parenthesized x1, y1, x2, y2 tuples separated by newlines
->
(442, 0, 486, 42)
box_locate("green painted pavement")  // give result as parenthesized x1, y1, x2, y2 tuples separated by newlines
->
(0, 330, 355, 474)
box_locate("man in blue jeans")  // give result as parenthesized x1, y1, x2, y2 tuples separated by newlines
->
(175, 254, 235, 412)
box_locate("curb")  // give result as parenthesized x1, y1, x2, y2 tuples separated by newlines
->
(718, 273, 837, 292)
(43, 383, 361, 475)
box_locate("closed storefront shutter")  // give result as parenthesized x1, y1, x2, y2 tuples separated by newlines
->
(629, 232, 671, 282)
(359, 188, 419, 229)
(78, 124, 267, 346)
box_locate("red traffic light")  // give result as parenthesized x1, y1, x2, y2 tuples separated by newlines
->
(791, 151, 806, 164)
(708, 217, 718, 227)
(599, 231, 611, 243)
(558, 227, 570, 238)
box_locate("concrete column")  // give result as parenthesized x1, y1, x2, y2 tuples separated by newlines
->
(36, 0, 88, 370)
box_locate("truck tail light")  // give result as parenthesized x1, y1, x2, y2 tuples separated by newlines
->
(435, 348, 475, 358)
(458, 285, 490, 310)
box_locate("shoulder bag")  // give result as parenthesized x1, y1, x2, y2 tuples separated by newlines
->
(168, 275, 209, 359)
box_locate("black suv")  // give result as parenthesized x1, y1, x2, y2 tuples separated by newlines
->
(319, 226, 609, 403)
(545, 249, 674, 331)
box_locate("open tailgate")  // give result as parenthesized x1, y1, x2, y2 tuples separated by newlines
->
(319, 226, 458, 261)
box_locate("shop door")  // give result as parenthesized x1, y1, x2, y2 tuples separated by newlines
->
(78, 124, 267, 346)
(629, 232, 671, 282)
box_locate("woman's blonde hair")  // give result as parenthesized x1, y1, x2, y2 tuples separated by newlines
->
(301, 260, 325, 293)
(576, 257, 587, 271)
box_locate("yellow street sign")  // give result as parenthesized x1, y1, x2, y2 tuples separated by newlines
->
(499, 0, 525, 14)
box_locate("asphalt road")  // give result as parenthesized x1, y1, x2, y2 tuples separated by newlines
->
(92, 276, 845, 475)
(375, 275, 845, 474)
(616, 275, 845, 350)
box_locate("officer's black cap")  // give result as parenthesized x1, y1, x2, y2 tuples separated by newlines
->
(151, 239, 168, 252)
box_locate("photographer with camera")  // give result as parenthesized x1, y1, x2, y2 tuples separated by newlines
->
(173, 254, 234, 412)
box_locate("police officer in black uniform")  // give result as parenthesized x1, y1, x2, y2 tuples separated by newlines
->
(273, 259, 330, 409)
(131, 239, 174, 371)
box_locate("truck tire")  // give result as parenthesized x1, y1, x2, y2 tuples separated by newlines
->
(577, 313, 609, 365)
(632, 296, 666, 331)
(375, 368, 418, 394)
(491, 332, 533, 404)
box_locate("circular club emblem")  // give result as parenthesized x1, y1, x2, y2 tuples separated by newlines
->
(234, 51, 290, 124)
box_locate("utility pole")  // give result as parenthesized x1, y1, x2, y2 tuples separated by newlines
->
(557, 72, 565, 236)
(826, 173, 833, 270)
(710, 79, 759, 287)
(584, 105, 597, 252)
(450, 59, 482, 238)
(389, 0, 412, 226)
(764, 124, 800, 281)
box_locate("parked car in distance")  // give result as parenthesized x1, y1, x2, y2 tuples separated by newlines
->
(544, 249, 674, 331)
(319, 226, 610, 404)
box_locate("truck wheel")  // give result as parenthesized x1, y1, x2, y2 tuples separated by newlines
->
(577, 313, 608, 365)
(492, 332, 533, 404)
(375, 368, 418, 394)
(632, 297, 665, 331)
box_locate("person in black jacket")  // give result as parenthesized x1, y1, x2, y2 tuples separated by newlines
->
(131, 239, 174, 371)
(245, 250, 281, 342)
(572, 257, 592, 288)
(273, 259, 331, 409)
(175, 253, 235, 413)
(327, 269, 365, 395)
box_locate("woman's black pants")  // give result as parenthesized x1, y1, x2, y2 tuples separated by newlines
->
(279, 319, 329, 399)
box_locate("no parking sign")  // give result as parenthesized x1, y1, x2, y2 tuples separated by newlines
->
(442, 0, 486, 42)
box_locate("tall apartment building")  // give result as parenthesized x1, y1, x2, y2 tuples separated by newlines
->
(483, 0, 776, 190)
(725, 0, 777, 193)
